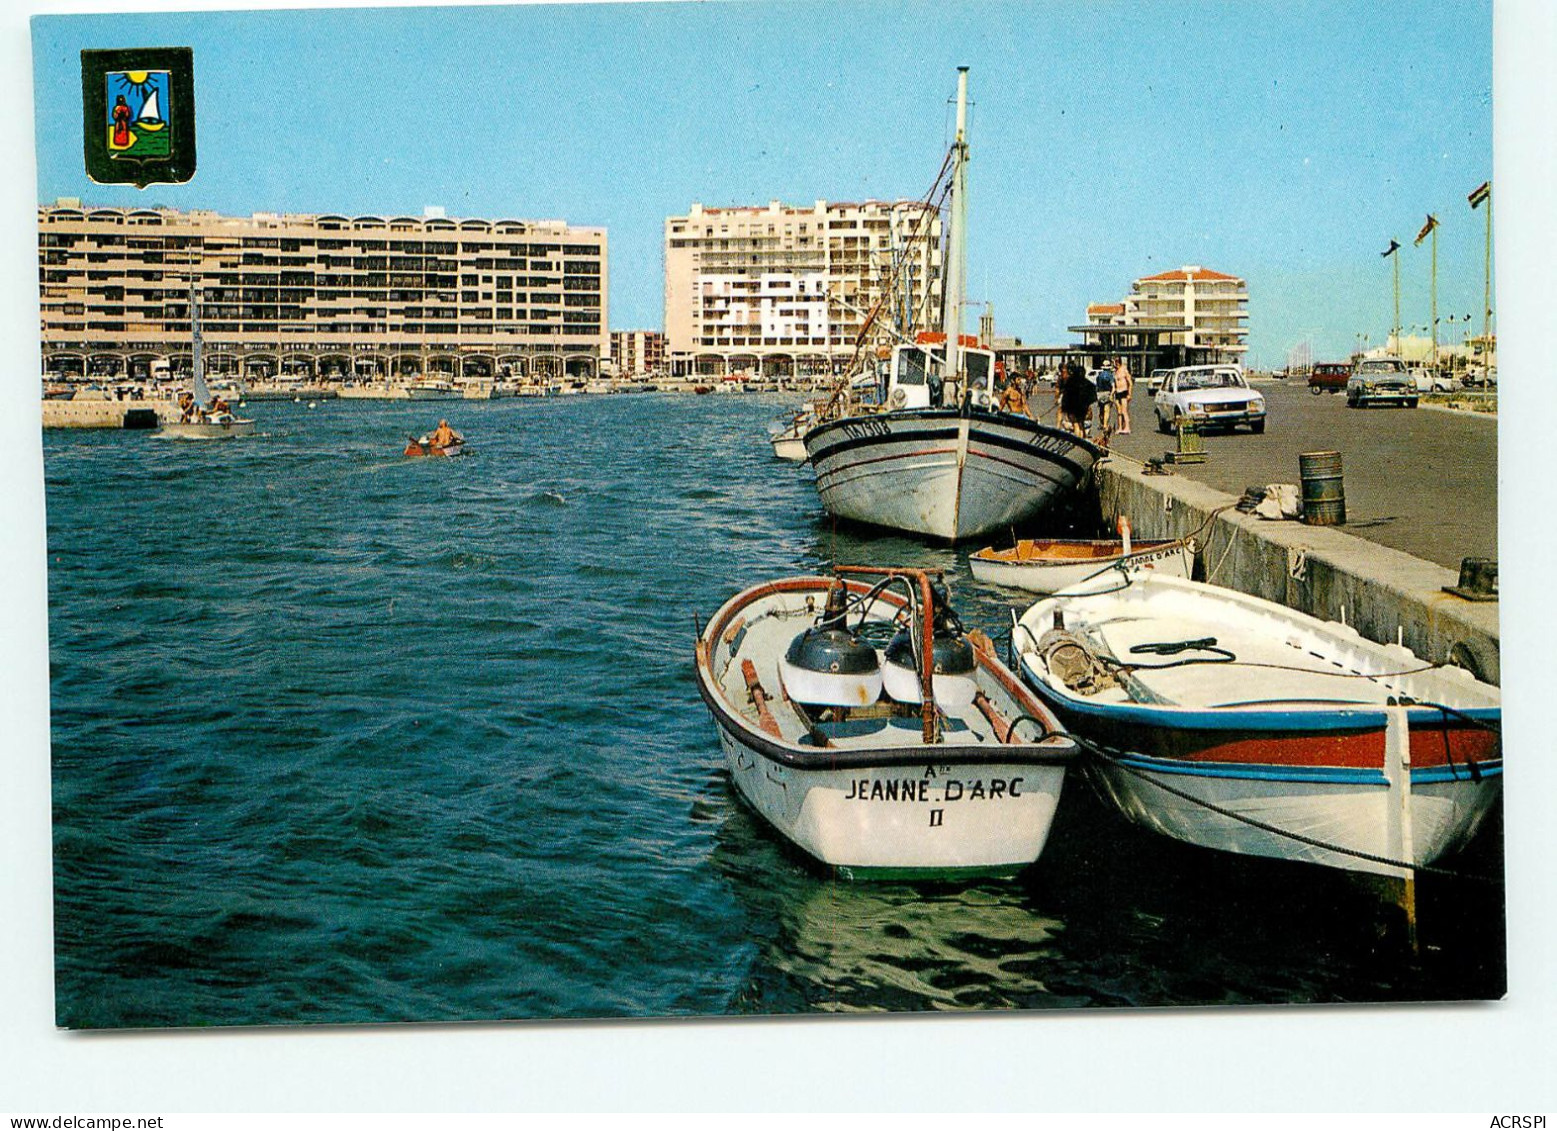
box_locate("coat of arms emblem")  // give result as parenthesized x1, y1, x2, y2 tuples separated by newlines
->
(81, 48, 195, 187)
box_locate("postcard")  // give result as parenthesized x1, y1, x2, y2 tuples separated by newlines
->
(18, 0, 1536, 1108)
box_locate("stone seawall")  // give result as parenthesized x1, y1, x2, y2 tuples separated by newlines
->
(1096, 460, 1500, 684)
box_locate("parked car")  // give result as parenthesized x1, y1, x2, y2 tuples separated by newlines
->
(1147, 368, 1173, 395)
(1347, 358, 1417, 408)
(1410, 368, 1459, 393)
(1308, 362, 1351, 394)
(1154, 365, 1266, 434)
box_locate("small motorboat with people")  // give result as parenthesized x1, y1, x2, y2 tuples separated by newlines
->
(969, 518, 1192, 595)
(405, 419, 465, 457)
(156, 289, 257, 440)
(695, 566, 1079, 879)
(1009, 572, 1502, 878)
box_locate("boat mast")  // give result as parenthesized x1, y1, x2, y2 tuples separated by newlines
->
(189, 279, 208, 404)
(941, 67, 969, 394)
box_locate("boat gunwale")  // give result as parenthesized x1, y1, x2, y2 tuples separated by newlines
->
(1012, 573, 1501, 735)
(696, 574, 1078, 771)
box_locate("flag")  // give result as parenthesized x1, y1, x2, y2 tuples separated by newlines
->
(1468, 180, 1491, 208)
(1381, 239, 1400, 257)
(1414, 214, 1438, 245)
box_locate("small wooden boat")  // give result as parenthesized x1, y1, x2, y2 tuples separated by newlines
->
(969, 519, 1190, 594)
(1010, 572, 1502, 877)
(404, 432, 465, 457)
(695, 567, 1078, 879)
(768, 407, 816, 461)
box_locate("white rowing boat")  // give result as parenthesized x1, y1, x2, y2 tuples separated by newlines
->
(695, 568, 1078, 879)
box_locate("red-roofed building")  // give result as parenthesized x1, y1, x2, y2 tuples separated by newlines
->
(1084, 265, 1248, 362)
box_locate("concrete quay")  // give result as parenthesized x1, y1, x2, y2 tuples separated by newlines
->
(41, 397, 176, 429)
(1095, 457, 1501, 684)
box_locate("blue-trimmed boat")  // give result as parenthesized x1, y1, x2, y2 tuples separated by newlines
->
(1010, 573, 1501, 877)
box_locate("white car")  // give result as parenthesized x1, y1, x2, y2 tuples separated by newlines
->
(1410, 368, 1460, 393)
(1154, 366, 1266, 434)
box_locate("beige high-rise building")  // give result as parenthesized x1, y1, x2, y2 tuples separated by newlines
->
(663, 199, 942, 379)
(38, 200, 608, 383)
(608, 330, 666, 378)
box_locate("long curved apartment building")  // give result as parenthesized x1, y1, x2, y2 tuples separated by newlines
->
(38, 199, 608, 383)
(664, 199, 943, 379)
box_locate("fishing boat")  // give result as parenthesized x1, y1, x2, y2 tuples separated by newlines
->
(969, 519, 1192, 595)
(1009, 572, 1502, 877)
(802, 69, 1100, 544)
(695, 567, 1078, 879)
(156, 287, 257, 440)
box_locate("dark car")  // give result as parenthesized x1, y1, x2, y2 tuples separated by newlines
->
(1308, 362, 1350, 394)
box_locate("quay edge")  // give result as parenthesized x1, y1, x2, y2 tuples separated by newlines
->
(1095, 460, 1500, 685)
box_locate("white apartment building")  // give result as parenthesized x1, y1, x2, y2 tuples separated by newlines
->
(664, 199, 942, 378)
(1087, 266, 1248, 362)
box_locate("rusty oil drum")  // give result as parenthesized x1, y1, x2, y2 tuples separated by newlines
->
(1300, 450, 1346, 525)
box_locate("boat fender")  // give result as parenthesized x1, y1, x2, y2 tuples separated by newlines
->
(1037, 629, 1119, 697)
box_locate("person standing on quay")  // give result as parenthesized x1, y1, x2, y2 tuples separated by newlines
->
(1114, 356, 1133, 435)
(1094, 358, 1116, 447)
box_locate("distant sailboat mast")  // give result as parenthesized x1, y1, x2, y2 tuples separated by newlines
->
(190, 281, 210, 405)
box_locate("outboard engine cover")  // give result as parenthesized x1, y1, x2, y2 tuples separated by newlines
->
(779, 584, 883, 707)
(880, 581, 978, 709)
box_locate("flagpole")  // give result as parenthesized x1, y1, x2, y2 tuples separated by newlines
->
(1482, 186, 1492, 348)
(1430, 222, 1438, 370)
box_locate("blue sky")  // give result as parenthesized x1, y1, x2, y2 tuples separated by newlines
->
(31, 0, 1493, 366)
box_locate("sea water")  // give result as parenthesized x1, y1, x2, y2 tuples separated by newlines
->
(43, 394, 1505, 1027)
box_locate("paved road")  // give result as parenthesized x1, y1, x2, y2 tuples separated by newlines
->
(1066, 379, 1497, 570)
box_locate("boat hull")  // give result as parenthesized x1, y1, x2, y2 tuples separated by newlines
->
(970, 541, 1191, 594)
(156, 418, 256, 440)
(715, 722, 1067, 879)
(770, 433, 807, 461)
(804, 408, 1100, 543)
(1080, 744, 1500, 876)
(1013, 574, 1502, 877)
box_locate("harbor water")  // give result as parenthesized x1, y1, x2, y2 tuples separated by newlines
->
(45, 394, 1505, 1028)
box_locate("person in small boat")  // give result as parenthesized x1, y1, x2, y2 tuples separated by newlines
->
(177, 391, 196, 423)
(427, 419, 459, 448)
(208, 395, 230, 418)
